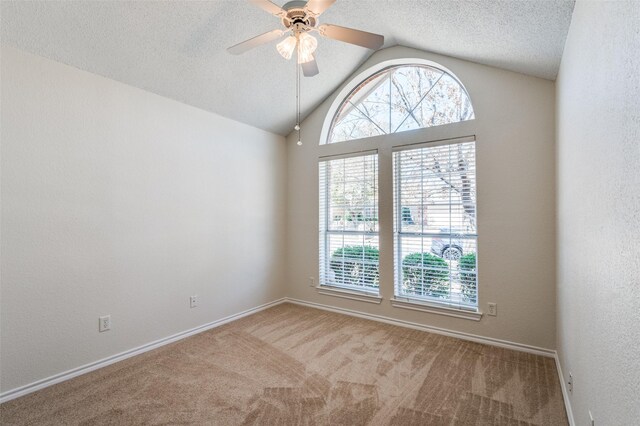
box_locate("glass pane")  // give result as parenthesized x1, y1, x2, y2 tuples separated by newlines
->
(390, 66, 444, 132)
(397, 143, 476, 234)
(327, 64, 474, 144)
(397, 235, 477, 305)
(413, 73, 475, 128)
(329, 106, 385, 143)
(353, 75, 391, 134)
(324, 234, 379, 290)
(394, 142, 477, 307)
(327, 155, 378, 233)
(320, 154, 379, 292)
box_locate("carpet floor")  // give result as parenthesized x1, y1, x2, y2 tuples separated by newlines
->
(1, 303, 568, 425)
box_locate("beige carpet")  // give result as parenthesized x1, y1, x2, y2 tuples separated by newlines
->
(1, 303, 568, 425)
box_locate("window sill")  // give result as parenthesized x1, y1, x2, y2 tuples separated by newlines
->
(390, 298, 482, 321)
(316, 285, 382, 304)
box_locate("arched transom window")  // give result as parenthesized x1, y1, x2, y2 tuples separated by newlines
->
(327, 64, 474, 144)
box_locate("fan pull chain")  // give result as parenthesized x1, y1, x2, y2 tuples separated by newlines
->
(295, 44, 302, 146)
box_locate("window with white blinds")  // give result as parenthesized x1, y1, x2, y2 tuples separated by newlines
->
(393, 139, 478, 309)
(319, 153, 379, 293)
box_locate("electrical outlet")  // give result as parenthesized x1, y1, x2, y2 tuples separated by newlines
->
(190, 295, 198, 308)
(308, 276, 316, 287)
(589, 410, 594, 426)
(568, 372, 573, 393)
(487, 302, 497, 316)
(99, 315, 111, 332)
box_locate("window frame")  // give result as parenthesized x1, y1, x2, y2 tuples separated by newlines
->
(318, 150, 381, 298)
(320, 59, 475, 145)
(316, 58, 481, 318)
(392, 137, 479, 313)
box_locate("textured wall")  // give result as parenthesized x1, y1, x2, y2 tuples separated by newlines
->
(285, 46, 557, 350)
(0, 46, 287, 393)
(556, 1, 640, 424)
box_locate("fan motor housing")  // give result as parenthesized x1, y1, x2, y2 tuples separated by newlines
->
(282, 1, 317, 29)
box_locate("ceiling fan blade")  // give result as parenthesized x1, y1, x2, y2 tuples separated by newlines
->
(304, 0, 336, 16)
(227, 29, 284, 55)
(249, 0, 287, 17)
(301, 56, 319, 77)
(318, 24, 384, 50)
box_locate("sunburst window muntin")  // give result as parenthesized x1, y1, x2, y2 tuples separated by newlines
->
(326, 64, 475, 144)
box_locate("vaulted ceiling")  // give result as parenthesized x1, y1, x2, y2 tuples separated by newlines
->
(1, 1, 575, 135)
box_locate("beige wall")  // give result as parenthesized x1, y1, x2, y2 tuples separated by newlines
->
(0, 46, 287, 393)
(556, 1, 640, 424)
(285, 46, 557, 350)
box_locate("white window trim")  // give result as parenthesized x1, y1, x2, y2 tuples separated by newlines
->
(390, 297, 482, 321)
(391, 135, 476, 152)
(316, 285, 383, 304)
(318, 151, 381, 295)
(392, 136, 479, 310)
(319, 58, 475, 145)
(316, 58, 481, 317)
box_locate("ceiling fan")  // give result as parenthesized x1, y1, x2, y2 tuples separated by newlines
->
(227, 0, 385, 77)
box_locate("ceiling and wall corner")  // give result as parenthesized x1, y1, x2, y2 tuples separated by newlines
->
(1, 0, 575, 136)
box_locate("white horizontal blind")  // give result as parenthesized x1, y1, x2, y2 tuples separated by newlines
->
(393, 140, 478, 308)
(319, 153, 379, 292)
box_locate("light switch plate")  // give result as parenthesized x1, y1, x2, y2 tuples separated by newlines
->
(487, 303, 497, 316)
(99, 315, 111, 332)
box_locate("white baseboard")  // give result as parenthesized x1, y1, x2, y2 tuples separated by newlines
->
(2, 296, 574, 426)
(554, 352, 575, 426)
(285, 297, 575, 423)
(284, 297, 555, 357)
(0, 298, 287, 404)
(285, 297, 575, 426)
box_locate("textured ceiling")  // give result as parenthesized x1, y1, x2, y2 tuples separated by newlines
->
(1, 1, 574, 135)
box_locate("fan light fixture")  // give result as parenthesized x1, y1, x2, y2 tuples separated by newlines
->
(228, 0, 385, 147)
(297, 32, 317, 63)
(276, 36, 297, 60)
(276, 33, 317, 64)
